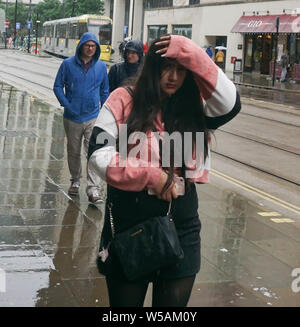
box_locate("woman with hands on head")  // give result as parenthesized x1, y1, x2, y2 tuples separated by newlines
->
(88, 34, 241, 307)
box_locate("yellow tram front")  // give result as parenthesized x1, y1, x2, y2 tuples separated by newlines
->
(79, 16, 113, 62)
(42, 15, 113, 61)
(90, 17, 113, 62)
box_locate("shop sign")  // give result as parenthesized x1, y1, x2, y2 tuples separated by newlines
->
(234, 59, 242, 73)
(247, 20, 263, 28)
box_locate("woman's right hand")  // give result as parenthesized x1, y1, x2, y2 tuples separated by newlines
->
(152, 171, 178, 202)
(155, 35, 171, 57)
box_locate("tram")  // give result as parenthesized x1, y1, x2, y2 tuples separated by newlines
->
(42, 14, 113, 61)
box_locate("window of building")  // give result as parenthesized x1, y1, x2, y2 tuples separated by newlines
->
(289, 34, 300, 64)
(172, 25, 192, 39)
(189, 0, 199, 4)
(148, 25, 168, 44)
(145, 0, 172, 9)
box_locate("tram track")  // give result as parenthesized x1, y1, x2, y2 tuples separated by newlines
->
(217, 128, 300, 156)
(212, 150, 300, 187)
(240, 111, 300, 128)
(0, 62, 56, 80)
(0, 69, 53, 91)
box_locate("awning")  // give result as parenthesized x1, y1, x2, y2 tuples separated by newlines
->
(231, 14, 300, 33)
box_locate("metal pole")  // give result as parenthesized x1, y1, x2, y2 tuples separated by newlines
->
(4, 0, 8, 49)
(35, 13, 38, 55)
(272, 17, 280, 87)
(131, 0, 135, 38)
(14, 0, 17, 47)
(27, 0, 32, 53)
(71, 0, 75, 16)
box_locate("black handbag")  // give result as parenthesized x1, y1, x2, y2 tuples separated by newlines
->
(98, 200, 184, 281)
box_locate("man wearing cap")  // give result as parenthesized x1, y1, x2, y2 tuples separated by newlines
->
(108, 39, 144, 92)
(53, 32, 109, 204)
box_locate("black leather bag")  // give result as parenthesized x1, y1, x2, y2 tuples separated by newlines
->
(101, 201, 184, 281)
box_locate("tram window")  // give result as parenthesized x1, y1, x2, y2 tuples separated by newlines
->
(55, 25, 60, 38)
(78, 23, 88, 38)
(60, 24, 67, 38)
(99, 27, 112, 45)
(88, 24, 111, 45)
(51, 26, 54, 37)
(70, 23, 78, 39)
(66, 23, 71, 38)
(43, 26, 49, 37)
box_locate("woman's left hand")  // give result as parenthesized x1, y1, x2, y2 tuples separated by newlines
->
(155, 35, 171, 56)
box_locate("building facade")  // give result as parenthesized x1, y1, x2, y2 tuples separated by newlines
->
(105, 0, 300, 76)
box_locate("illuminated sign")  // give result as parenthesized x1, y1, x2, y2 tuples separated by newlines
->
(89, 19, 110, 25)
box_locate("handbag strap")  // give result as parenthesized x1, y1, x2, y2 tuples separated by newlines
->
(108, 200, 172, 238)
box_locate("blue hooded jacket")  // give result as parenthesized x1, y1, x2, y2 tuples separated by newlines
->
(53, 32, 109, 123)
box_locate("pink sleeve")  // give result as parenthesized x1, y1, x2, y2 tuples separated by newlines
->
(165, 35, 219, 100)
(165, 35, 237, 118)
(106, 156, 162, 192)
(103, 89, 163, 191)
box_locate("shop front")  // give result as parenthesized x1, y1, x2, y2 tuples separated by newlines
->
(231, 14, 300, 80)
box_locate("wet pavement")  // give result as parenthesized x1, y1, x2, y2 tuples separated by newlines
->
(232, 72, 300, 109)
(0, 81, 300, 307)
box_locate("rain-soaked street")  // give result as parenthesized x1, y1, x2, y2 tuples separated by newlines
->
(0, 50, 300, 307)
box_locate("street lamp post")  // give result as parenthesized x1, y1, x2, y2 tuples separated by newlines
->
(35, 13, 40, 55)
(27, 0, 32, 53)
(4, 0, 8, 49)
(14, 0, 18, 47)
(272, 17, 280, 87)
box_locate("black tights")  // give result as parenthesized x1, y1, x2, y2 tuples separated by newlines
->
(106, 275, 196, 307)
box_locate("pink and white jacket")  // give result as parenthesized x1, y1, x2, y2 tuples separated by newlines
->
(88, 35, 241, 192)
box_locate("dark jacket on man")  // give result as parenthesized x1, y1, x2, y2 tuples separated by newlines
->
(108, 39, 144, 92)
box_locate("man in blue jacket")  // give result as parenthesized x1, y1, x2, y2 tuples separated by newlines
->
(53, 32, 109, 204)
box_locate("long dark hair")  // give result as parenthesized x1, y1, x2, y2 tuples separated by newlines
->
(125, 36, 209, 190)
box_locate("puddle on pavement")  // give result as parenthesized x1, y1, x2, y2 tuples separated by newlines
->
(1, 81, 299, 306)
(233, 74, 300, 109)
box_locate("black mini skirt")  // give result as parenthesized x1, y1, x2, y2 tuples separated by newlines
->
(97, 183, 201, 282)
